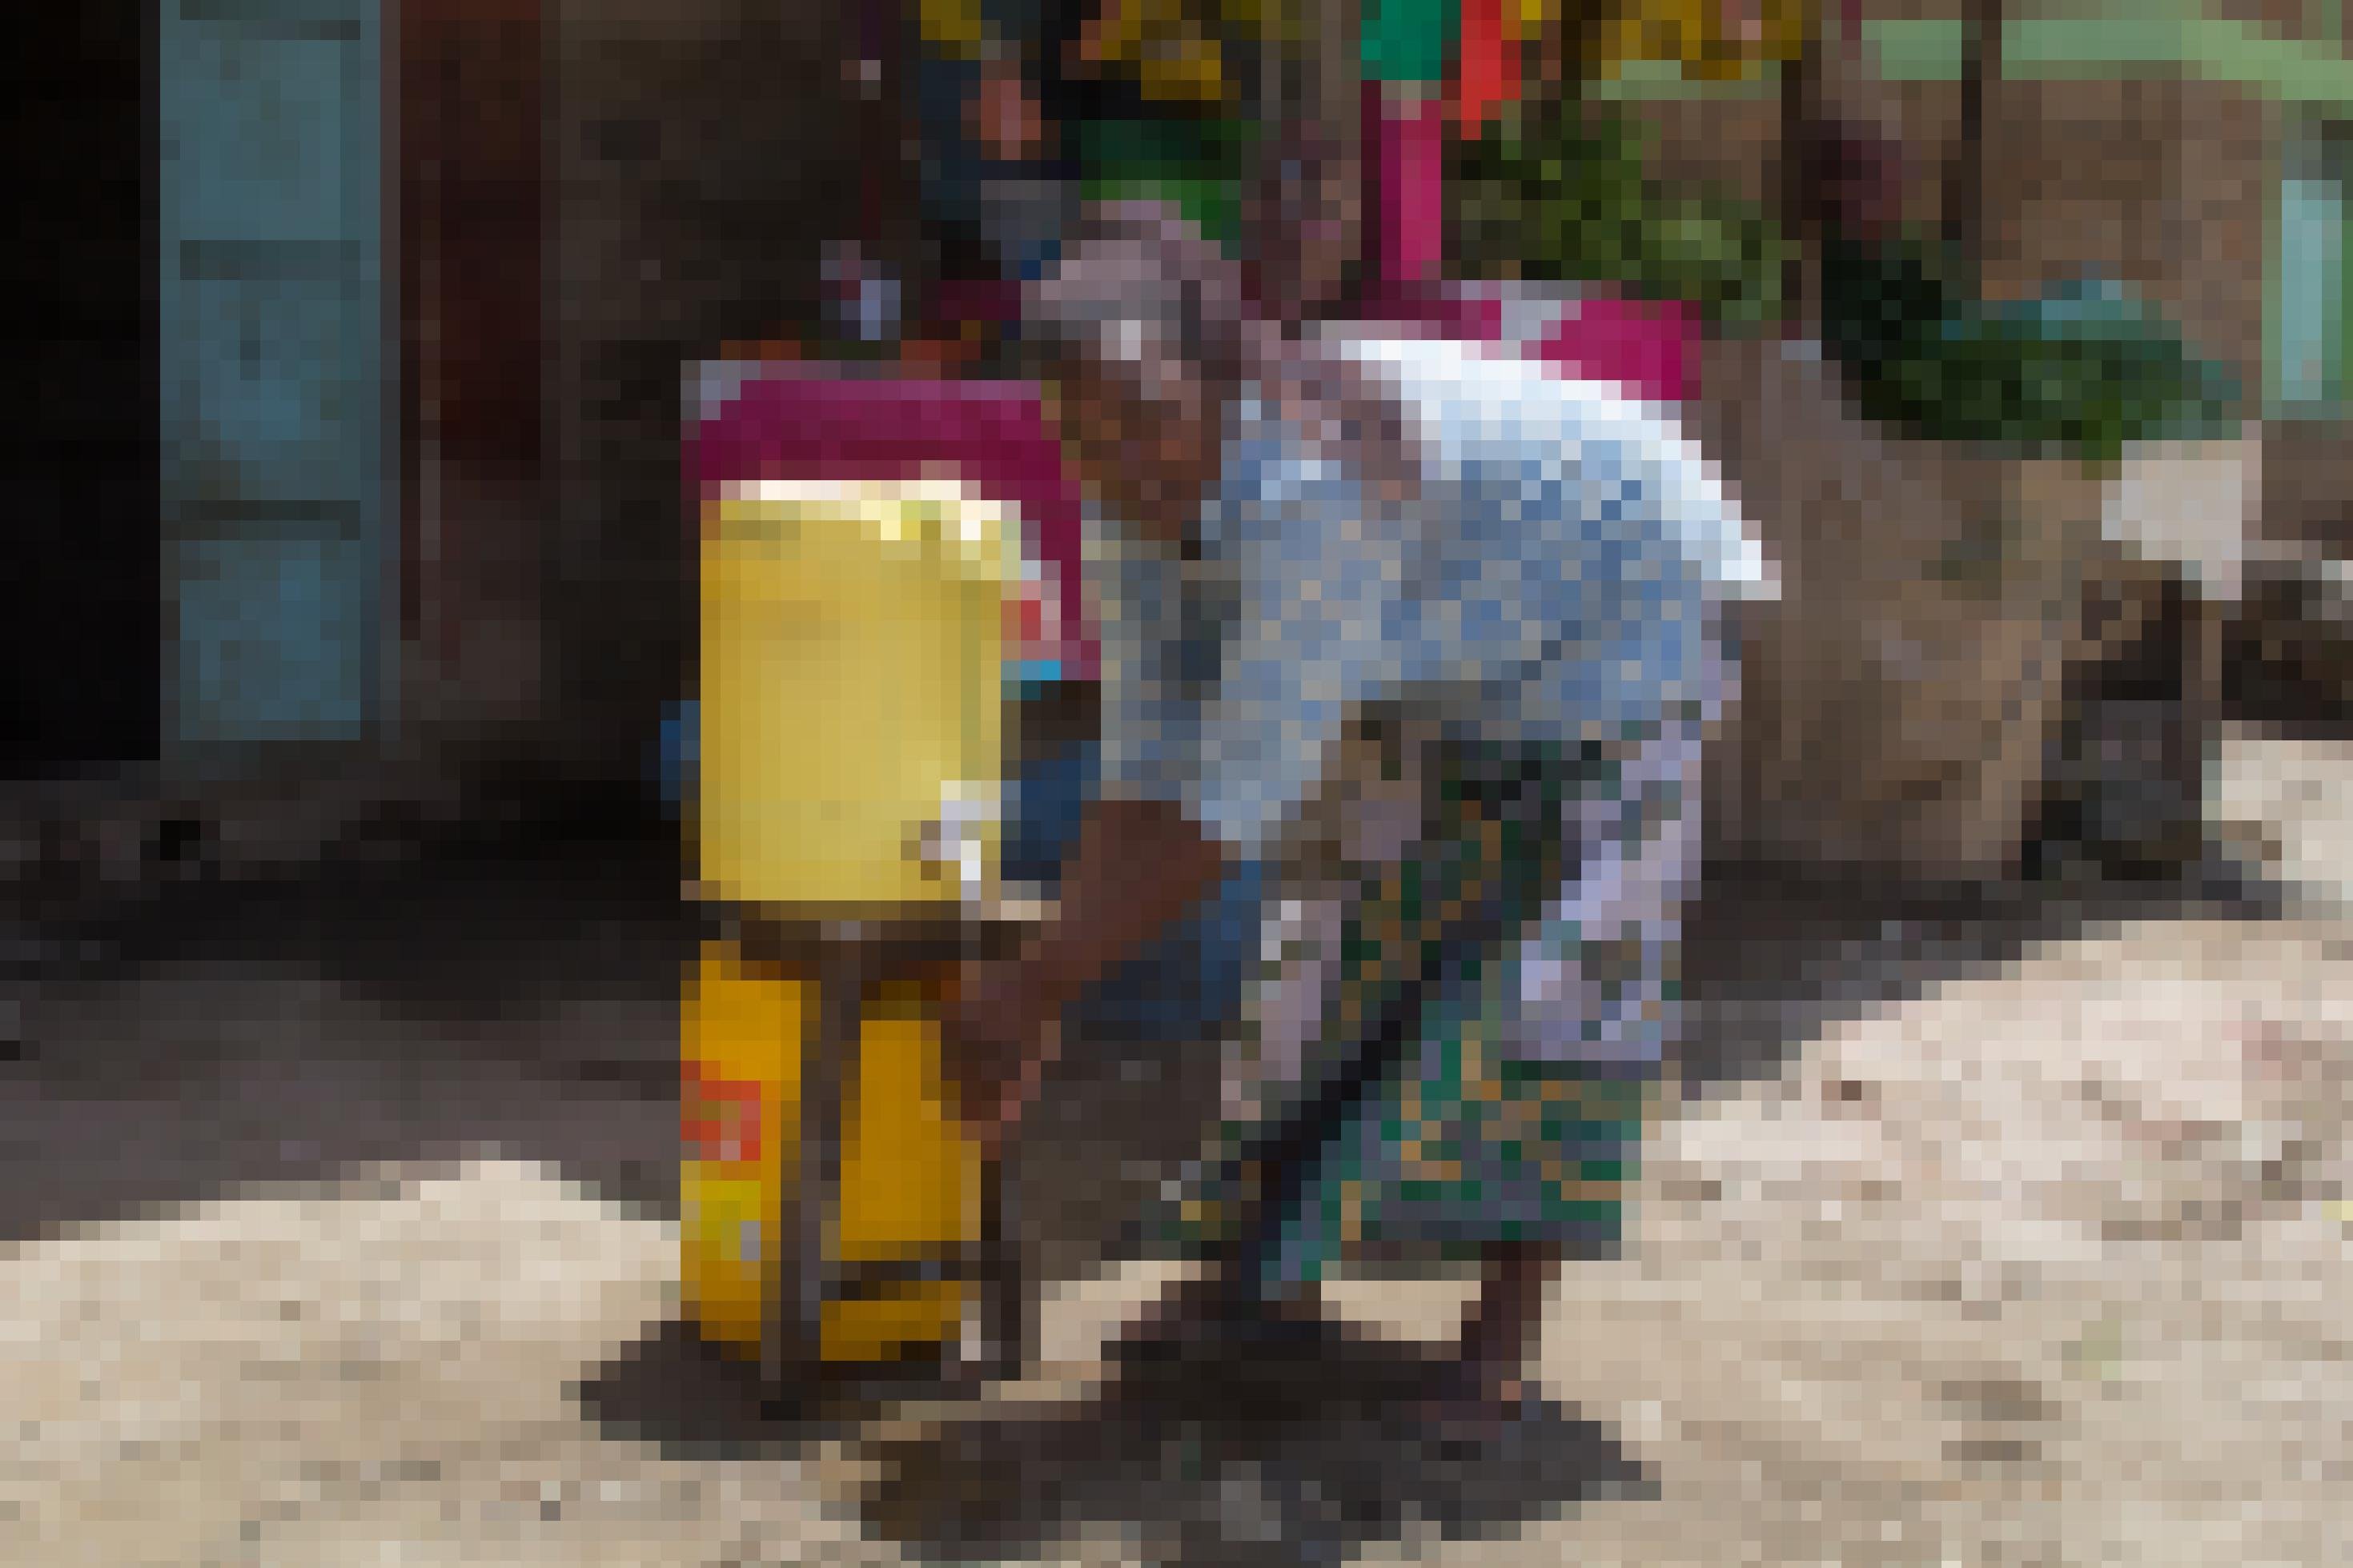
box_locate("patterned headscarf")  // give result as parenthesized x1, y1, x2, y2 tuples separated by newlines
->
(1022, 200, 1261, 393)
(1022, 199, 1425, 506)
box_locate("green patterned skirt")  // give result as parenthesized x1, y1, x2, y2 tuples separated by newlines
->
(1150, 726, 1687, 1293)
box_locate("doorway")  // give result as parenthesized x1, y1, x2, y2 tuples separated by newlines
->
(1, 4, 162, 780)
(157, 0, 394, 772)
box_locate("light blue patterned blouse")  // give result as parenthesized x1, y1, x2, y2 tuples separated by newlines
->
(1094, 334, 1775, 860)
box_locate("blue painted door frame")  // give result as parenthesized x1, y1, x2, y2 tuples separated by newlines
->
(159, 0, 394, 772)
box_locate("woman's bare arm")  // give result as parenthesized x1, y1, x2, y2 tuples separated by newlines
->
(950, 795, 1230, 1144)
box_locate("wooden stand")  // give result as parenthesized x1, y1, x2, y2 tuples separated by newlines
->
(701, 904, 1039, 1402)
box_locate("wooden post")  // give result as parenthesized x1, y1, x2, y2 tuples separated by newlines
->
(399, 1, 546, 672)
(2189, 589, 2227, 826)
(1777, 10, 1823, 337)
(1947, 0, 2005, 267)
(1532, 0, 1628, 103)
(744, 909, 1041, 1402)
(1303, 0, 1367, 320)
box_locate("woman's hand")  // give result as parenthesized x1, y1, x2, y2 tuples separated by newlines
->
(946, 798, 1228, 1157)
(943, 956, 1061, 1158)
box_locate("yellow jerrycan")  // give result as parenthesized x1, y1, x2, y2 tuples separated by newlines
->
(683, 480, 1013, 1366)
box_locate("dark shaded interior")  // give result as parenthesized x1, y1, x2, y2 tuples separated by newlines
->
(2, 2, 161, 778)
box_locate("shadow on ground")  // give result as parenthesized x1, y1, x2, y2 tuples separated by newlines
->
(0, 824, 692, 1246)
(858, 1318, 1648, 1568)
(86, 820, 697, 1025)
(0, 800, 2286, 1280)
(576, 1313, 1012, 1459)
(573, 1317, 801, 1462)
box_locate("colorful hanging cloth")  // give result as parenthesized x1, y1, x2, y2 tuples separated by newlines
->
(1450, 0, 1520, 133)
(1363, 0, 1457, 84)
(919, 0, 991, 58)
(1591, 0, 1812, 82)
(1060, 0, 1288, 107)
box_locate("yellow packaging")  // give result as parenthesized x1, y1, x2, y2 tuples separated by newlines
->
(918, 0, 988, 58)
(680, 939, 982, 1365)
(697, 482, 1011, 914)
(1591, 0, 1811, 80)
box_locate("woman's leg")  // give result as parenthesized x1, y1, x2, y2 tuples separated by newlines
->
(1457, 1242, 1565, 1403)
(1111, 1202, 1323, 1365)
(1431, 695, 1713, 1422)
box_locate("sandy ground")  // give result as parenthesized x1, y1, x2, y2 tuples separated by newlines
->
(3, 724, 2349, 1566)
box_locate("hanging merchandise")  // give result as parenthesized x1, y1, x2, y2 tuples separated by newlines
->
(1588, 0, 1812, 82)
(1366, 80, 1449, 291)
(1355, 0, 1457, 298)
(908, 0, 1078, 292)
(920, 0, 992, 57)
(1363, 0, 1456, 84)
(1449, 104, 1793, 332)
(1451, 0, 1520, 134)
(1070, 0, 1289, 106)
(1367, 0, 1811, 104)
(1077, 114, 1259, 250)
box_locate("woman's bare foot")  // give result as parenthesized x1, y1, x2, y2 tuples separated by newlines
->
(1411, 1244, 1562, 1447)
(1411, 1361, 1542, 1450)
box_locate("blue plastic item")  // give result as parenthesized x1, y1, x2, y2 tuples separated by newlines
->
(655, 701, 698, 815)
(1002, 738, 1096, 888)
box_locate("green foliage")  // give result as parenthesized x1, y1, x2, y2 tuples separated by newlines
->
(1076, 116, 1259, 251)
(1450, 106, 2243, 463)
(1448, 106, 1793, 334)
(1819, 227, 2247, 466)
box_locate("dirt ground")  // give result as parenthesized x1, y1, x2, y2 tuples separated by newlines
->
(2, 723, 2348, 1566)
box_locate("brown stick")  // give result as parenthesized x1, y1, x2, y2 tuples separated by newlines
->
(1777, 14, 1823, 335)
(1948, 0, 2006, 267)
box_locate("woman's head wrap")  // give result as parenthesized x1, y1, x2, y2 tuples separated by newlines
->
(1022, 199, 1423, 501)
(1020, 199, 1269, 406)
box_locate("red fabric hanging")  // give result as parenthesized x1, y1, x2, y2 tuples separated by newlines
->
(1450, 0, 1518, 134)
(1365, 82, 1449, 296)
